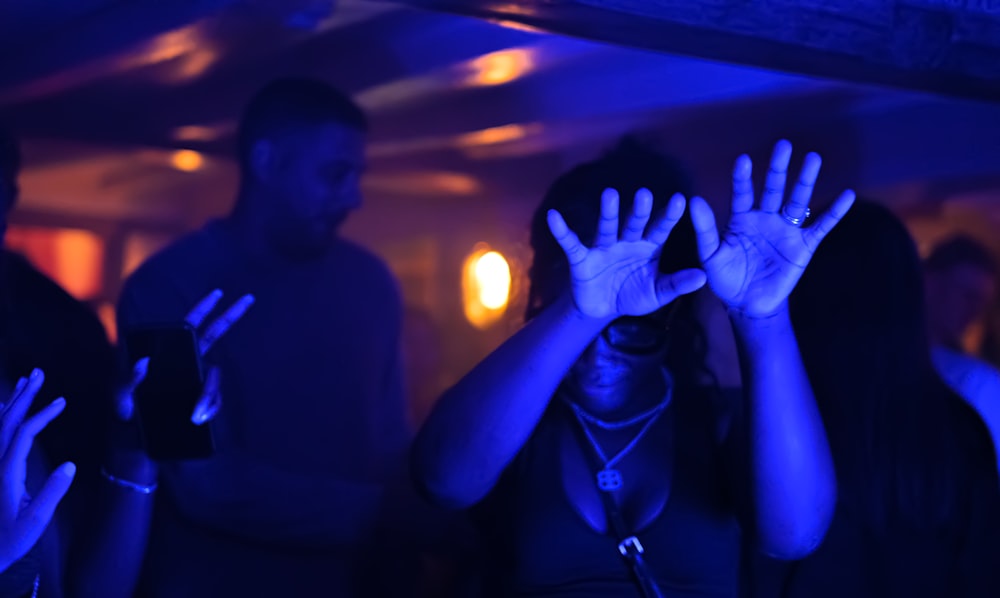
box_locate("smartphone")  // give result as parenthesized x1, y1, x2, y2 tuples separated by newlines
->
(123, 324, 215, 460)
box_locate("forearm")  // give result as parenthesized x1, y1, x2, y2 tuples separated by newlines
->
(163, 455, 383, 549)
(731, 306, 836, 559)
(413, 292, 610, 508)
(71, 453, 157, 598)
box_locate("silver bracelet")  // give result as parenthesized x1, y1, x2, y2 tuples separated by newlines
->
(100, 467, 158, 494)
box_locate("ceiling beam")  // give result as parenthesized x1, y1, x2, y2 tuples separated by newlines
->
(387, 0, 1000, 102)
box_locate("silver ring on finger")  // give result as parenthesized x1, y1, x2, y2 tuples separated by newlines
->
(781, 206, 810, 227)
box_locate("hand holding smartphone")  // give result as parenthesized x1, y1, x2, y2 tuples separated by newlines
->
(121, 290, 255, 461)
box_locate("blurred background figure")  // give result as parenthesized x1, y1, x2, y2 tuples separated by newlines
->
(747, 200, 1000, 598)
(0, 126, 117, 598)
(924, 236, 1000, 469)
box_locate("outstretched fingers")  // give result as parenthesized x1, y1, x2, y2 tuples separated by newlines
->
(0, 370, 44, 454)
(621, 188, 653, 242)
(645, 193, 687, 248)
(731, 154, 754, 215)
(185, 289, 224, 329)
(783, 151, 821, 222)
(18, 461, 75, 551)
(688, 196, 721, 263)
(594, 188, 620, 248)
(4, 398, 67, 499)
(548, 209, 588, 267)
(760, 140, 793, 213)
(199, 295, 255, 356)
(802, 190, 857, 252)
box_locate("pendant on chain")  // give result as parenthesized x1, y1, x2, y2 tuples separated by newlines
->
(596, 468, 622, 492)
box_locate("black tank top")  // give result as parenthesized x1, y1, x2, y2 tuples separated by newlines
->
(472, 386, 742, 597)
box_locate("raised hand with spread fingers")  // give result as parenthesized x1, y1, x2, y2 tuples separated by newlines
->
(689, 139, 855, 318)
(0, 370, 75, 573)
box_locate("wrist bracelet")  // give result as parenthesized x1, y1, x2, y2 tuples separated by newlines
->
(100, 467, 158, 494)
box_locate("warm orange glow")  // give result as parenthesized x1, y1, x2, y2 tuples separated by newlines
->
(97, 302, 118, 344)
(363, 171, 481, 197)
(469, 48, 534, 86)
(5, 226, 104, 300)
(144, 27, 219, 83)
(123, 233, 174, 279)
(462, 245, 511, 329)
(495, 20, 547, 34)
(457, 124, 531, 147)
(172, 125, 223, 142)
(171, 149, 204, 172)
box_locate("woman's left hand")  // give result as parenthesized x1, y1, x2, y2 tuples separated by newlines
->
(690, 139, 855, 318)
(0, 371, 74, 572)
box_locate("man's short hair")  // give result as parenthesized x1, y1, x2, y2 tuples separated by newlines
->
(237, 78, 367, 170)
(925, 235, 997, 275)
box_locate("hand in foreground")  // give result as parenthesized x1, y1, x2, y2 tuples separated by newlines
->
(116, 289, 254, 428)
(689, 139, 855, 318)
(0, 370, 74, 572)
(548, 188, 707, 320)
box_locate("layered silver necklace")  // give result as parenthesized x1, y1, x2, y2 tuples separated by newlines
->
(567, 380, 673, 492)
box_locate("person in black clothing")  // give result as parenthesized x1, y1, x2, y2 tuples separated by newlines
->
(746, 200, 1000, 598)
(0, 127, 117, 596)
(413, 138, 854, 597)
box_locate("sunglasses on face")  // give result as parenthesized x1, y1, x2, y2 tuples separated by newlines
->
(600, 300, 683, 355)
(601, 317, 668, 354)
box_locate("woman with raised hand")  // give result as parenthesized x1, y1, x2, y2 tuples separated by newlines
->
(414, 138, 853, 597)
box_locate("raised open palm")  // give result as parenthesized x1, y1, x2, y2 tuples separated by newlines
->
(690, 140, 855, 317)
(548, 187, 707, 320)
(0, 370, 75, 572)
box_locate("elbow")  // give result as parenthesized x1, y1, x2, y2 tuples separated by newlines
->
(758, 529, 826, 561)
(757, 483, 837, 561)
(410, 436, 488, 511)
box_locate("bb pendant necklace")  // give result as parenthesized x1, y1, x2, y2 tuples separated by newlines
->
(566, 378, 673, 492)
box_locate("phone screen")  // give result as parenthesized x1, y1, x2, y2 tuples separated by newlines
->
(124, 324, 215, 460)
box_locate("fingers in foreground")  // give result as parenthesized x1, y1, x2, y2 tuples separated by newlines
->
(192, 367, 222, 425)
(199, 294, 256, 356)
(185, 289, 224, 329)
(621, 188, 654, 242)
(760, 139, 793, 213)
(645, 193, 687, 247)
(5, 398, 66, 491)
(688, 196, 721, 262)
(595, 188, 621, 249)
(0, 369, 44, 452)
(18, 462, 76, 549)
(547, 209, 588, 267)
(802, 190, 857, 252)
(731, 155, 754, 215)
(783, 151, 822, 219)
(116, 357, 150, 422)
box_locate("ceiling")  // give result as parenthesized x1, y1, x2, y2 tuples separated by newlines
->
(1, 0, 998, 230)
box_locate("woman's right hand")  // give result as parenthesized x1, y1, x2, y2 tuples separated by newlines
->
(547, 188, 707, 320)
